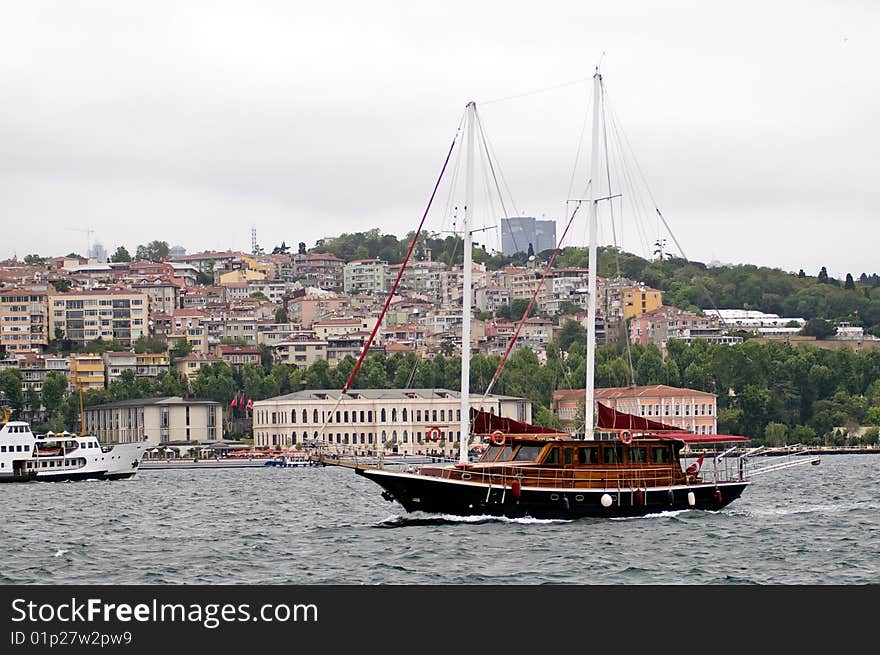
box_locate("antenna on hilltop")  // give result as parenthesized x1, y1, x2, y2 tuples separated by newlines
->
(251, 226, 258, 255)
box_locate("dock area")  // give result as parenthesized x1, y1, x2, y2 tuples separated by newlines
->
(139, 458, 273, 470)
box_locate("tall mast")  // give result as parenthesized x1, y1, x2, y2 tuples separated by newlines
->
(458, 101, 476, 464)
(584, 70, 602, 441)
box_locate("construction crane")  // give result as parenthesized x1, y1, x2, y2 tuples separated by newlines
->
(66, 227, 95, 258)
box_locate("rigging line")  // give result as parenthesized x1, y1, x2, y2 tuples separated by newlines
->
(479, 76, 593, 106)
(482, 200, 583, 399)
(600, 78, 618, 248)
(474, 106, 520, 254)
(566, 81, 593, 211)
(340, 122, 463, 395)
(475, 108, 512, 219)
(605, 96, 688, 260)
(606, 106, 652, 258)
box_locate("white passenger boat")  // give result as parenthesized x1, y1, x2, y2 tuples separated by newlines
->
(0, 410, 146, 482)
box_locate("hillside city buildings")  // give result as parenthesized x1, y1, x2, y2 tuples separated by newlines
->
(2, 241, 870, 446)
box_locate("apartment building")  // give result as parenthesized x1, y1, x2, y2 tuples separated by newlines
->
(48, 289, 148, 349)
(344, 259, 388, 294)
(0, 289, 49, 354)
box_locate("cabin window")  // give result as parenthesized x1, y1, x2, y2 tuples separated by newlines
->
(651, 446, 671, 464)
(629, 446, 648, 464)
(603, 446, 623, 464)
(578, 447, 599, 465)
(513, 445, 542, 462)
(544, 447, 561, 465)
(482, 445, 514, 462)
(564, 449, 573, 465)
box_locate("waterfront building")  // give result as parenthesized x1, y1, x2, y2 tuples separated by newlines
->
(552, 384, 717, 435)
(83, 396, 223, 445)
(252, 388, 532, 456)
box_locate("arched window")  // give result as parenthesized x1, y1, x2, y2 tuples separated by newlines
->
(313, 409, 319, 423)
(302, 409, 307, 423)
(402, 408, 408, 421)
(391, 408, 397, 421)
(403, 430, 408, 443)
(291, 410, 297, 423)
(381, 408, 387, 422)
(381, 430, 387, 443)
(440, 409, 445, 421)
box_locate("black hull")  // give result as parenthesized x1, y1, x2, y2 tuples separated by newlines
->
(0, 470, 138, 483)
(359, 468, 749, 519)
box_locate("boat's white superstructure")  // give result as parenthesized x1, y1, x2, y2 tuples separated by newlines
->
(0, 418, 145, 483)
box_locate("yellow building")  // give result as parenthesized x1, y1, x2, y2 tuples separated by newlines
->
(69, 354, 105, 391)
(620, 285, 663, 321)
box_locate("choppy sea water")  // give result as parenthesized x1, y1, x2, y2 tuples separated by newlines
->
(2, 455, 877, 585)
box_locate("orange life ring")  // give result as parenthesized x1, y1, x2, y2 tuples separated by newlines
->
(620, 430, 633, 445)
(427, 427, 441, 442)
(490, 430, 506, 447)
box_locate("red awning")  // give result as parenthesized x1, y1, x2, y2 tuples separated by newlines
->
(470, 408, 562, 435)
(596, 403, 749, 443)
(596, 402, 679, 431)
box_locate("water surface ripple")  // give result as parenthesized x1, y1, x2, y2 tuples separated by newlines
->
(2, 455, 877, 584)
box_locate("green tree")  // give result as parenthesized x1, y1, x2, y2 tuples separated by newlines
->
(557, 319, 586, 352)
(110, 246, 132, 263)
(135, 240, 170, 262)
(41, 372, 68, 415)
(23, 254, 47, 266)
(764, 421, 788, 446)
(0, 368, 25, 413)
(133, 335, 168, 354)
(801, 318, 836, 339)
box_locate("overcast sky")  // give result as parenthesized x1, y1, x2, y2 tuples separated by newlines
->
(2, 1, 877, 280)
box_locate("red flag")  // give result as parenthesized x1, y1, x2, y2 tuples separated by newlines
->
(229, 394, 238, 409)
(246, 398, 254, 413)
(686, 454, 704, 477)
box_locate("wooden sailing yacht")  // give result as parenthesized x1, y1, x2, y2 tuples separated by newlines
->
(321, 70, 819, 519)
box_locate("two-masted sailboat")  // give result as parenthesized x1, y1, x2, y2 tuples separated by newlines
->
(319, 70, 819, 520)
